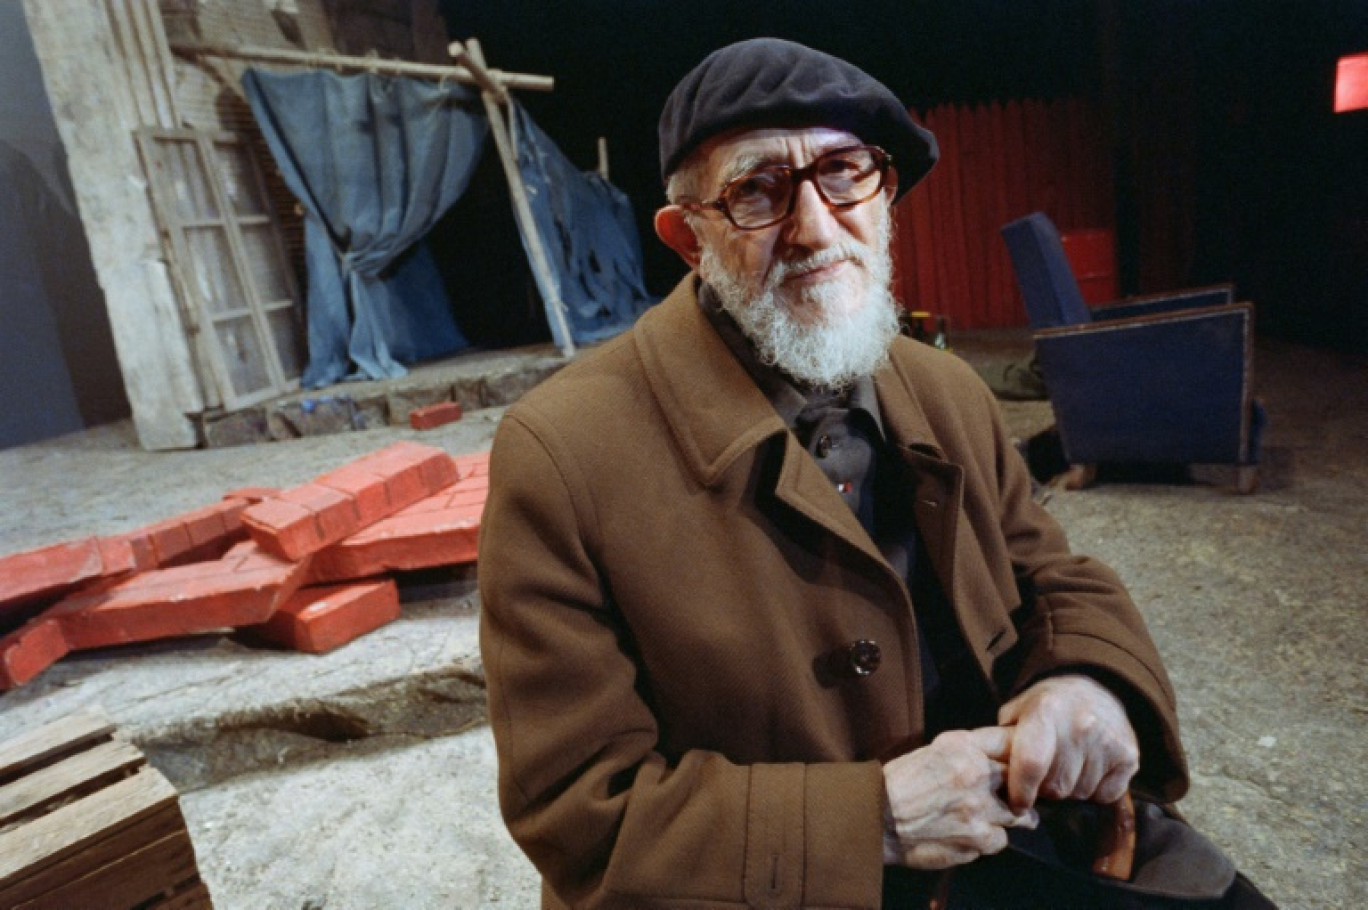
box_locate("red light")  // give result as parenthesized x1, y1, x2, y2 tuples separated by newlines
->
(1334, 52, 1368, 113)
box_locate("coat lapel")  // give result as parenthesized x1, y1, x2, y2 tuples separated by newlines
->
(771, 432, 887, 566)
(877, 346, 1009, 682)
(633, 276, 787, 486)
(634, 276, 888, 563)
(873, 345, 965, 603)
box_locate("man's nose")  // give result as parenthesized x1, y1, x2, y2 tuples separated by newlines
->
(781, 179, 841, 249)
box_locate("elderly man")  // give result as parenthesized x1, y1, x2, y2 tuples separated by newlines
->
(479, 38, 1269, 909)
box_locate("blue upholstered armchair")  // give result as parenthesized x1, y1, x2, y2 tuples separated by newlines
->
(1000, 212, 1265, 492)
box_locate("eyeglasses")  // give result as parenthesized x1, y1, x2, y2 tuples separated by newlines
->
(679, 145, 893, 230)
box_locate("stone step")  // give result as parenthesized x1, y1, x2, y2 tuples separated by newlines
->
(199, 344, 568, 447)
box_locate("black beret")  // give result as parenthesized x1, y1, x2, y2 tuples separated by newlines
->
(658, 38, 938, 200)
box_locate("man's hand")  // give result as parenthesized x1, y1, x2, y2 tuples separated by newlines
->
(997, 674, 1139, 812)
(882, 727, 1039, 869)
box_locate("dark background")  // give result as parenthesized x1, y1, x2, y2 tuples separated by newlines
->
(440, 0, 1368, 353)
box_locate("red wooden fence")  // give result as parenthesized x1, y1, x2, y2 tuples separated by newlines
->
(892, 98, 1115, 329)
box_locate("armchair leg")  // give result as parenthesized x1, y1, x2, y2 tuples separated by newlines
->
(1236, 465, 1259, 495)
(1058, 463, 1098, 490)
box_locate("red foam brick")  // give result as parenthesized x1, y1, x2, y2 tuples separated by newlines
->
(0, 538, 139, 618)
(0, 448, 485, 689)
(278, 483, 361, 543)
(250, 579, 400, 653)
(51, 548, 311, 651)
(452, 451, 489, 480)
(144, 520, 194, 567)
(310, 470, 487, 583)
(316, 463, 393, 526)
(183, 503, 230, 547)
(409, 401, 463, 430)
(223, 487, 279, 504)
(243, 442, 458, 561)
(113, 531, 158, 573)
(0, 618, 70, 691)
(239, 497, 319, 561)
(95, 536, 139, 575)
(118, 499, 250, 569)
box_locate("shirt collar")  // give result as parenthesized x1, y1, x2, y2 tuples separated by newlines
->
(698, 282, 886, 441)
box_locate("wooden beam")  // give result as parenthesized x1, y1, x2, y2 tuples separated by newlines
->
(457, 39, 576, 358)
(446, 40, 509, 102)
(171, 42, 554, 93)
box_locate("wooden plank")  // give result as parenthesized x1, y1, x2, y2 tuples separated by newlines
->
(1003, 99, 1030, 220)
(962, 104, 988, 329)
(941, 106, 971, 331)
(124, 0, 171, 125)
(102, 0, 157, 126)
(0, 767, 176, 887)
(926, 107, 954, 324)
(1059, 99, 1082, 227)
(129, 0, 180, 127)
(904, 111, 939, 311)
(0, 803, 188, 908)
(985, 101, 1013, 327)
(459, 40, 576, 358)
(20, 0, 205, 449)
(1022, 98, 1046, 215)
(0, 739, 146, 828)
(0, 711, 114, 781)
(15, 826, 199, 910)
(954, 103, 977, 328)
(178, 42, 555, 92)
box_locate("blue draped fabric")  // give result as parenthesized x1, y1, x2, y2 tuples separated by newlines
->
(242, 69, 487, 386)
(243, 69, 655, 387)
(511, 102, 655, 349)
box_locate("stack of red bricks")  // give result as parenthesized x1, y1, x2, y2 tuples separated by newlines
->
(0, 442, 489, 691)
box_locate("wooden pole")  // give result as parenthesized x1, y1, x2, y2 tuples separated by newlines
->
(169, 42, 555, 93)
(446, 41, 510, 103)
(456, 39, 576, 358)
(597, 136, 609, 180)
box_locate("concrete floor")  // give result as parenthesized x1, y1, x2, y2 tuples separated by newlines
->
(0, 335, 1364, 908)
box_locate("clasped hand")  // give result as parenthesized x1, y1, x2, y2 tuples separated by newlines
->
(882, 674, 1139, 869)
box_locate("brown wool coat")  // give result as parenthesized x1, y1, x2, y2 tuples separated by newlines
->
(478, 275, 1188, 909)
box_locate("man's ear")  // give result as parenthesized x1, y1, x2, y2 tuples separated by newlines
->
(654, 206, 703, 270)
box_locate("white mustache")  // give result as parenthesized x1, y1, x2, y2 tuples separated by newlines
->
(767, 242, 869, 289)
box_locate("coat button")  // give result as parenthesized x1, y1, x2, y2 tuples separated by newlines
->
(845, 639, 882, 677)
(815, 434, 833, 458)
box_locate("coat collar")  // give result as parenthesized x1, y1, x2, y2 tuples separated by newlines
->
(633, 275, 790, 488)
(634, 276, 963, 569)
(873, 337, 947, 461)
(634, 277, 883, 563)
(634, 274, 951, 485)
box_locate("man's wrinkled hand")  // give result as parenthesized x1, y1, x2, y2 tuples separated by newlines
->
(997, 674, 1139, 812)
(882, 726, 1039, 870)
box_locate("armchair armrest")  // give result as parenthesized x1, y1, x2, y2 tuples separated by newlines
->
(1090, 283, 1235, 321)
(1032, 302, 1257, 465)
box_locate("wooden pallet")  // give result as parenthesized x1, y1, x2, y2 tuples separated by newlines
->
(0, 710, 212, 909)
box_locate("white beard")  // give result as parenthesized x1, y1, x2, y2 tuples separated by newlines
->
(701, 211, 901, 391)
